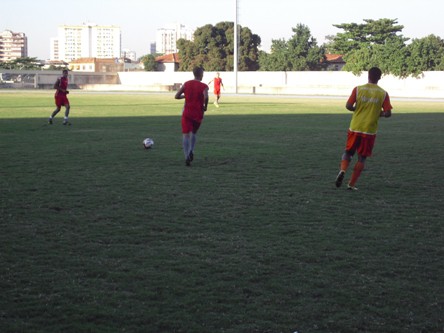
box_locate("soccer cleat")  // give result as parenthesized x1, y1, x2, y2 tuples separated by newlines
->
(48, 118, 53, 124)
(185, 158, 191, 167)
(188, 151, 194, 162)
(335, 171, 345, 188)
(63, 121, 71, 126)
(347, 185, 358, 191)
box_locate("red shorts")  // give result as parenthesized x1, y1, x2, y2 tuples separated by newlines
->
(55, 95, 69, 107)
(214, 88, 221, 96)
(182, 115, 201, 134)
(345, 130, 376, 157)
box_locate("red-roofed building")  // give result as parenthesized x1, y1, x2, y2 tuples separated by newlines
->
(324, 54, 346, 71)
(155, 53, 180, 72)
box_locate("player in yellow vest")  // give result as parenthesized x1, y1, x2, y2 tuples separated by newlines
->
(335, 67, 393, 190)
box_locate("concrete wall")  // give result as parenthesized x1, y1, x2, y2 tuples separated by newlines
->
(114, 71, 444, 98)
(1, 69, 443, 98)
(0, 70, 119, 89)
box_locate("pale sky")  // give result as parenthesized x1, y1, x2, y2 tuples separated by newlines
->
(2, 0, 443, 60)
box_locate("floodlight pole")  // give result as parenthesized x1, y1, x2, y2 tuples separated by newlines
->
(234, 0, 238, 94)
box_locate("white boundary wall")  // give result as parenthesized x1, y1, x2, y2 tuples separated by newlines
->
(98, 71, 444, 99)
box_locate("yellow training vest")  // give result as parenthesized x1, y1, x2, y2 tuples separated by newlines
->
(350, 83, 387, 135)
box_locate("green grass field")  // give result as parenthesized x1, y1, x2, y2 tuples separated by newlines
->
(1, 91, 443, 333)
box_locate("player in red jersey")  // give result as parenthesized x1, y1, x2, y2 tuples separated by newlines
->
(48, 69, 71, 125)
(208, 72, 224, 107)
(175, 67, 209, 166)
(335, 67, 393, 190)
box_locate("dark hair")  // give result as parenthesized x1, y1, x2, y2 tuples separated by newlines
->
(193, 66, 204, 77)
(368, 67, 382, 82)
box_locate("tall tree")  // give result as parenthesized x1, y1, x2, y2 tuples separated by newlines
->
(326, 18, 421, 77)
(407, 34, 444, 72)
(176, 22, 261, 72)
(328, 18, 407, 55)
(259, 24, 325, 71)
(140, 54, 158, 71)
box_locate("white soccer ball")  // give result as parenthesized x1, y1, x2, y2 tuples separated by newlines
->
(143, 138, 154, 149)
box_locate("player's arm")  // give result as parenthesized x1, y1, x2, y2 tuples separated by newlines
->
(53, 78, 61, 90)
(53, 78, 69, 93)
(380, 93, 392, 118)
(203, 87, 209, 112)
(346, 87, 357, 111)
(346, 103, 356, 112)
(174, 85, 185, 99)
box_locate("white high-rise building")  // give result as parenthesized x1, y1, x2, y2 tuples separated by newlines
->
(51, 23, 121, 62)
(156, 23, 194, 54)
(0, 30, 27, 62)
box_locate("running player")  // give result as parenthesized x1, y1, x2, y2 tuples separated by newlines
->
(208, 72, 224, 107)
(175, 67, 209, 166)
(335, 67, 393, 190)
(48, 69, 71, 125)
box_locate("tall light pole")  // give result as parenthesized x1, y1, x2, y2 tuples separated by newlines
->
(234, 0, 238, 93)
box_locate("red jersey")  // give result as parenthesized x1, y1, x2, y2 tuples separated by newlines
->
(213, 77, 223, 94)
(213, 77, 222, 90)
(182, 79, 208, 122)
(55, 76, 68, 97)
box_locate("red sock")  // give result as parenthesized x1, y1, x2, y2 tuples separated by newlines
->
(340, 159, 350, 172)
(349, 161, 365, 186)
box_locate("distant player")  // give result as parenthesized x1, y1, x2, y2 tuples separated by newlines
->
(335, 67, 393, 190)
(175, 67, 209, 166)
(48, 69, 71, 125)
(208, 72, 224, 107)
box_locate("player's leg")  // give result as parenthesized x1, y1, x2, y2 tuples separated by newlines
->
(214, 90, 220, 107)
(335, 150, 353, 187)
(49, 106, 61, 124)
(189, 121, 201, 162)
(348, 155, 366, 190)
(336, 131, 358, 187)
(189, 133, 196, 161)
(63, 102, 71, 125)
(183, 132, 191, 163)
(182, 116, 192, 166)
(347, 135, 375, 189)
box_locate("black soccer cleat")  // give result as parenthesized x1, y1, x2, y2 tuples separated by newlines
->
(335, 171, 345, 188)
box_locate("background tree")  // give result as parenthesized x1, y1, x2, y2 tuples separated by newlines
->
(406, 34, 444, 72)
(176, 22, 261, 71)
(140, 54, 158, 71)
(0, 57, 42, 70)
(343, 36, 411, 77)
(328, 18, 407, 55)
(258, 39, 291, 71)
(259, 24, 325, 71)
(325, 18, 435, 77)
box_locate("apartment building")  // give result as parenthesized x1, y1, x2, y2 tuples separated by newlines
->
(51, 24, 121, 62)
(0, 30, 28, 62)
(155, 23, 194, 54)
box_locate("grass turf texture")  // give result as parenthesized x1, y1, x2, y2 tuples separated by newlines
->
(0, 91, 443, 333)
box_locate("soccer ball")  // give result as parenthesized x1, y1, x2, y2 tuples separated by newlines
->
(143, 138, 154, 149)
